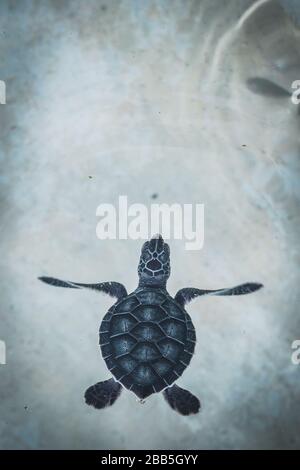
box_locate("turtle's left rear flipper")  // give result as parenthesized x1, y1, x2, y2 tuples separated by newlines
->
(163, 384, 200, 416)
(38, 276, 127, 301)
(84, 378, 122, 410)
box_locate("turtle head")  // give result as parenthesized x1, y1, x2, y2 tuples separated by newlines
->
(138, 234, 170, 288)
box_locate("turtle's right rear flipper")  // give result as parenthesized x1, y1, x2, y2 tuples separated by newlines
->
(163, 384, 200, 416)
(84, 378, 122, 410)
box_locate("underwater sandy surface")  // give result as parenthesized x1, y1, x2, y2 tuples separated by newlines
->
(0, 0, 300, 449)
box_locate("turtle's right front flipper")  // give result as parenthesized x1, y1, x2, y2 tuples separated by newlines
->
(175, 282, 263, 307)
(84, 378, 122, 410)
(38, 276, 127, 301)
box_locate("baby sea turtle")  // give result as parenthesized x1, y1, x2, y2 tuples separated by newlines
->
(39, 235, 263, 415)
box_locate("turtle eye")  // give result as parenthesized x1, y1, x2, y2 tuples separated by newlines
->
(142, 250, 152, 262)
(159, 251, 169, 263)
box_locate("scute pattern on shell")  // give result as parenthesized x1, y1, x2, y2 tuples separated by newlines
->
(99, 288, 196, 399)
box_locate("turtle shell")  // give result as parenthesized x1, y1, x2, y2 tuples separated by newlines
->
(99, 288, 196, 399)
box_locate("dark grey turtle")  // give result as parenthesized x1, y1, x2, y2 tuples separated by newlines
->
(38, 235, 263, 415)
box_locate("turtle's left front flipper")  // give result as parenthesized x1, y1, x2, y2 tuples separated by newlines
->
(175, 282, 263, 307)
(38, 276, 127, 301)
